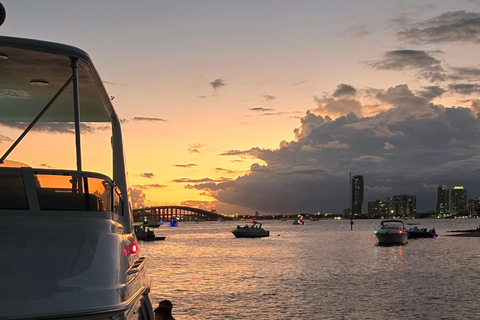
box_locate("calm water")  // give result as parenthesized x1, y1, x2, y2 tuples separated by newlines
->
(141, 219, 480, 320)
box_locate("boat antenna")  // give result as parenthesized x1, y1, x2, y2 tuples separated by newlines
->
(0, 3, 5, 27)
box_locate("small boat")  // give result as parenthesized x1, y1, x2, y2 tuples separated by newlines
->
(232, 222, 270, 238)
(293, 216, 305, 225)
(374, 220, 408, 245)
(134, 221, 166, 241)
(169, 217, 178, 227)
(406, 225, 437, 239)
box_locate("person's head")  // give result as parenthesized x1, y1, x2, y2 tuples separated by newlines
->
(158, 299, 173, 310)
(154, 306, 172, 320)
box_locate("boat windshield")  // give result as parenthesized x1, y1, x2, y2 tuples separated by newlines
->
(0, 169, 122, 213)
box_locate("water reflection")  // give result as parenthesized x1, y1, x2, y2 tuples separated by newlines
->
(141, 220, 480, 319)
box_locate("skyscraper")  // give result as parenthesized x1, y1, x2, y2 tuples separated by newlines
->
(451, 186, 468, 216)
(436, 185, 450, 215)
(351, 175, 364, 216)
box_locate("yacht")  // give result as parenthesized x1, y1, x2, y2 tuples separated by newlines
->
(374, 219, 408, 245)
(0, 35, 155, 319)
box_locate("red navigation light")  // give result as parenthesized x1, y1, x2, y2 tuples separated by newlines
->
(124, 243, 139, 256)
(130, 243, 139, 254)
(398, 230, 403, 235)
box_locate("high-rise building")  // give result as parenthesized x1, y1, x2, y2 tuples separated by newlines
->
(451, 186, 468, 216)
(351, 175, 364, 216)
(368, 200, 388, 218)
(386, 194, 416, 218)
(436, 185, 450, 215)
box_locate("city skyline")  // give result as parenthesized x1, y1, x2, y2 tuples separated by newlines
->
(2, 1, 480, 215)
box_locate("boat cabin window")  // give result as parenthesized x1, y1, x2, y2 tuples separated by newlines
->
(0, 173, 29, 209)
(35, 173, 119, 212)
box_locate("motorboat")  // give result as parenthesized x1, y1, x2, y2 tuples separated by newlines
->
(134, 221, 166, 241)
(232, 222, 270, 238)
(406, 224, 438, 239)
(0, 34, 155, 319)
(169, 217, 178, 227)
(293, 216, 305, 225)
(374, 220, 408, 244)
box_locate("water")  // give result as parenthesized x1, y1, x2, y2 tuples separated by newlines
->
(142, 219, 480, 319)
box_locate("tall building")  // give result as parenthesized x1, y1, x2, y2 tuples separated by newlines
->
(386, 194, 416, 218)
(436, 185, 450, 215)
(368, 200, 388, 218)
(451, 186, 468, 216)
(351, 175, 364, 216)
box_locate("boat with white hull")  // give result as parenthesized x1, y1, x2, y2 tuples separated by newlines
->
(374, 220, 408, 245)
(0, 33, 155, 319)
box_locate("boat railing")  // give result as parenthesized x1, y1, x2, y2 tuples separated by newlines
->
(0, 166, 123, 215)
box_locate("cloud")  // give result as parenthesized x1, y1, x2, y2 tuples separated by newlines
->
(342, 25, 370, 38)
(174, 164, 197, 168)
(333, 84, 357, 98)
(131, 184, 167, 190)
(188, 143, 205, 153)
(449, 83, 480, 95)
(188, 88, 480, 215)
(263, 95, 276, 101)
(313, 96, 363, 118)
(0, 122, 100, 134)
(173, 177, 231, 184)
(210, 78, 226, 90)
(133, 117, 167, 122)
(250, 107, 275, 112)
(416, 86, 446, 100)
(140, 172, 155, 179)
(367, 50, 443, 72)
(0, 134, 12, 143)
(130, 188, 146, 208)
(398, 11, 480, 44)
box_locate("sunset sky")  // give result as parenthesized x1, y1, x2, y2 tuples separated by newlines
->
(2, 1, 480, 215)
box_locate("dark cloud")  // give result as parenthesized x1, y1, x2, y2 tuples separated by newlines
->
(416, 86, 446, 100)
(173, 177, 231, 184)
(367, 50, 443, 72)
(449, 83, 480, 95)
(398, 11, 480, 44)
(210, 78, 226, 90)
(133, 117, 167, 122)
(215, 167, 239, 174)
(250, 107, 275, 112)
(263, 95, 276, 101)
(140, 172, 155, 179)
(0, 122, 100, 134)
(174, 164, 197, 168)
(332, 84, 357, 98)
(188, 87, 480, 215)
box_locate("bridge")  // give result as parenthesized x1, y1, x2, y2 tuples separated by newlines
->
(132, 205, 233, 222)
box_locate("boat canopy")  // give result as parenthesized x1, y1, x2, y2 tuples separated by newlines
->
(0, 36, 114, 122)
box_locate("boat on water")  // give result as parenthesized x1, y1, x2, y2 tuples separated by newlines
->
(406, 224, 438, 239)
(134, 221, 166, 241)
(293, 216, 305, 225)
(374, 220, 408, 245)
(232, 222, 270, 238)
(0, 33, 155, 319)
(169, 217, 178, 227)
